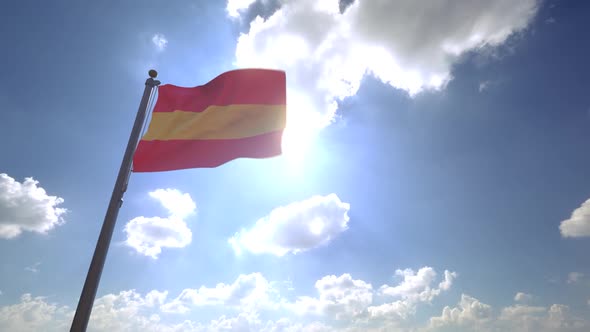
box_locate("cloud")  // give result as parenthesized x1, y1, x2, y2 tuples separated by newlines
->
(0, 173, 67, 239)
(429, 294, 493, 330)
(124, 189, 195, 259)
(379, 267, 457, 303)
(514, 292, 533, 303)
(499, 303, 590, 332)
(288, 273, 373, 319)
(226, 0, 258, 18)
(80, 281, 328, 331)
(86, 290, 176, 332)
(149, 189, 196, 220)
(2, 267, 589, 332)
(429, 295, 590, 332)
(0, 290, 324, 332)
(284, 266, 456, 327)
(25, 262, 41, 274)
(161, 273, 274, 314)
(479, 80, 493, 92)
(229, 193, 350, 256)
(151, 33, 168, 51)
(559, 198, 590, 237)
(368, 268, 457, 322)
(567, 272, 584, 284)
(0, 294, 70, 332)
(233, 0, 539, 132)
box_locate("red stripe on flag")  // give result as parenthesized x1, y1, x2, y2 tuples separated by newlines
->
(154, 69, 286, 113)
(133, 130, 283, 172)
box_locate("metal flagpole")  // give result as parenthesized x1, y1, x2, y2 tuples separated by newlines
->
(70, 70, 160, 332)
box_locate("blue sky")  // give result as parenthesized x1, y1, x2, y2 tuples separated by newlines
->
(1, 0, 589, 331)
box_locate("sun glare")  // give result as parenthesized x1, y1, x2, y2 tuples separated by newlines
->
(309, 218, 325, 236)
(280, 91, 324, 162)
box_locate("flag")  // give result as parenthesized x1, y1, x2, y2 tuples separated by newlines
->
(132, 69, 286, 172)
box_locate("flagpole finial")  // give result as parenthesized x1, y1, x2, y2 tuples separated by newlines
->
(148, 69, 158, 78)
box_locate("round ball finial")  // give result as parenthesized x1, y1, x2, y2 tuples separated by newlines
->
(148, 69, 158, 78)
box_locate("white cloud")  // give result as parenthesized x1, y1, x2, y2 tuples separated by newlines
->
(500, 303, 590, 332)
(499, 304, 547, 325)
(429, 295, 590, 332)
(161, 273, 274, 314)
(124, 217, 192, 259)
(87, 290, 176, 332)
(479, 80, 492, 92)
(145, 290, 168, 308)
(229, 194, 350, 256)
(429, 294, 493, 330)
(226, 0, 257, 18)
(0, 294, 70, 332)
(151, 33, 168, 51)
(0, 173, 67, 239)
(288, 273, 373, 319)
(284, 267, 455, 327)
(124, 189, 195, 259)
(261, 319, 332, 332)
(233, 0, 539, 135)
(379, 267, 457, 303)
(567, 272, 584, 284)
(25, 262, 41, 274)
(367, 267, 457, 323)
(2, 268, 589, 332)
(560, 199, 590, 237)
(148, 189, 196, 219)
(514, 292, 533, 303)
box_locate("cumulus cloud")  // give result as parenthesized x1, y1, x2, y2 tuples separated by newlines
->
(560, 198, 590, 237)
(479, 80, 493, 92)
(124, 189, 195, 259)
(161, 273, 274, 314)
(429, 295, 590, 332)
(24, 262, 41, 274)
(514, 292, 533, 303)
(284, 266, 456, 326)
(2, 268, 589, 332)
(0, 293, 328, 332)
(229, 193, 350, 256)
(151, 33, 168, 51)
(0, 294, 70, 332)
(288, 273, 373, 319)
(232, 0, 539, 134)
(226, 0, 258, 18)
(367, 267, 457, 322)
(499, 303, 590, 332)
(87, 290, 176, 331)
(379, 267, 457, 303)
(0, 173, 66, 239)
(429, 294, 493, 330)
(567, 272, 584, 284)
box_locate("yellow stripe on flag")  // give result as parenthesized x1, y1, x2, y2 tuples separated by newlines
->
(142, 105, 286, 141)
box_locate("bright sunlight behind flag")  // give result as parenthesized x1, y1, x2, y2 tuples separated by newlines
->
(133, 69, 286, 172)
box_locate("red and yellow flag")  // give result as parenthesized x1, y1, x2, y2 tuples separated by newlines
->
(133, 69, 286, 172)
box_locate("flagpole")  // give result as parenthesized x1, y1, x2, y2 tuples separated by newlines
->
(70, 70, 160, 332)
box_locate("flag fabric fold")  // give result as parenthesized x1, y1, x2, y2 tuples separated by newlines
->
(133, 69, 286, 172)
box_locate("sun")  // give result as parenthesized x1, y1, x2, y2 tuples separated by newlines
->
(280, 91, 324, 162)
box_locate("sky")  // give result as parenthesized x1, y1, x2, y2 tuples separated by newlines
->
(0, 0, 590, 331)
